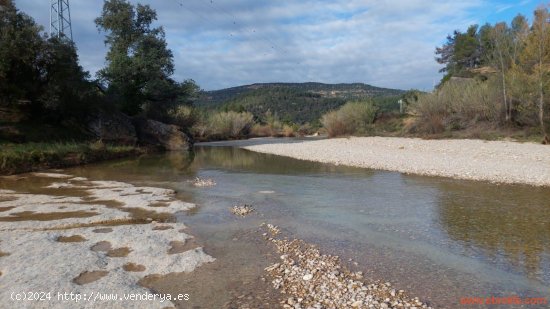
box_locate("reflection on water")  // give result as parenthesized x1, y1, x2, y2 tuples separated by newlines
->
(437, 181, 550, 282)
(187, 145, 550, 307)
(192, 146, 373, 176)
(8, 140, 548, 308)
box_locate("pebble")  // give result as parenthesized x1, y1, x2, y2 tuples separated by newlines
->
(244, 137, 550, 187)
(231, 204, 254, 217)
(191, 177, 216, 187)
(261, 223, 432, 309)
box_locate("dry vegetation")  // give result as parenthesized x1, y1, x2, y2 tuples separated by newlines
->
(321, 101, 378, 137)
(407, 78, 501, 134)
(193, 111, 254, 140)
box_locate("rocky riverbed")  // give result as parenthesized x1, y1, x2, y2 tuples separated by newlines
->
(0, 172, 214, 309)
(244, 137, 550, 186)
(261, 224, 431, 309)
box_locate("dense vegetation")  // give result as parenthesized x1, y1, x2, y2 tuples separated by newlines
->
(192, 82, 406, 140)
(0, 0, 197, 172)
(221, 87, 346, 125)
(321, 101, 378, 137)
(94, 0, 198, 120)
(0, 0, 197, 140)
(0, 0, 410, 143)
(412, 7, 550, 142)
(322, 7, 550, 142)
(4, 0, 547, 147)
(0, 1, 101, 124)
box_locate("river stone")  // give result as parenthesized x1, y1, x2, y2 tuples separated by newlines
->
(133, 117, 192, 151)
(87, 111, 137, 145)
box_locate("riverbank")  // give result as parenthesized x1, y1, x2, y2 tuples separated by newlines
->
(243, 137, 550, 186)
(0, 172, 214, 308)
(0, 142, 144, 176)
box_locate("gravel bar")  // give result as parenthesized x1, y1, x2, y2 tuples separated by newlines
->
(261, 224, 431, 309)
(244, 137, 550, 187)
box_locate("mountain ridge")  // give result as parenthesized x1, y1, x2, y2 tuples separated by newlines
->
(196, 82, 405, 108)
(194, 82, 406, 125)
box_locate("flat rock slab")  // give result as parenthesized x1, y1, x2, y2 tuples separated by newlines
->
(0, 172, 214, 308)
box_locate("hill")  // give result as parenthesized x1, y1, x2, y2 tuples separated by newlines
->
(195, 82, 405, 124)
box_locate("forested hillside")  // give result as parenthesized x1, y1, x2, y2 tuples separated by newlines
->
(195, 82, 404, 124)
(405, 7, 550, 143)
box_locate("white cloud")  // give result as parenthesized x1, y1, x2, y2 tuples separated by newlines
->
(14, 0, 486, 91)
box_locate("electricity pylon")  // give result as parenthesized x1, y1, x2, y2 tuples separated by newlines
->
(49, 0, 72, 40)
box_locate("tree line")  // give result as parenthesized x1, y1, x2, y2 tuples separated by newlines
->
(0, 0, 197, 137)
(435, 6, 550, 142)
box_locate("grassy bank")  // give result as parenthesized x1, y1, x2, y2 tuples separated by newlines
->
(0, 142, 143, 175)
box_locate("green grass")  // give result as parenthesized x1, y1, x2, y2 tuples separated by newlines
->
(0, 141, 139, 175)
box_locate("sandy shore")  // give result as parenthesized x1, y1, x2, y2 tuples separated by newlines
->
(244, 137, 550, 186)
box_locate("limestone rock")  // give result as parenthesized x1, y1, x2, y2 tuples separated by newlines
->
(133, 117, 192, 151)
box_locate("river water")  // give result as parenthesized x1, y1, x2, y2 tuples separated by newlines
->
(7, 138, 550, 308)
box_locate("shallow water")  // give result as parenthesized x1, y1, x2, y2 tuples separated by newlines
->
(3, 138, 549, 308)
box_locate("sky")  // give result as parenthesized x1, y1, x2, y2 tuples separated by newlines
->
(14, 0, 542, 91)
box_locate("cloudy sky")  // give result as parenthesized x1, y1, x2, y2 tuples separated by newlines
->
(14, 0, 540, 91)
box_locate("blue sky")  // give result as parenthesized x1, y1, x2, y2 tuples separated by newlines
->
(13, 0, 542, 91)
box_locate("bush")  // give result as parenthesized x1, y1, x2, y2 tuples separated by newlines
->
(250, 124, 272, 137)
(282, 124, 296, 137)
(408, 78, 501, 134)
(321, 101, 378, 137)
(207, 111, 254, 139)
(297, 123, 315, 136)
(168, 105, 198, 128)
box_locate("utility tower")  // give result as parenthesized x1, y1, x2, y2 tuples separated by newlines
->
(49, 0, 72, 40)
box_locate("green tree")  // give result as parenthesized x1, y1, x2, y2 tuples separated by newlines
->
(39, 37, 101, 120)
(0, 0, 98, 121)
(436, 25, 485, 82)
(95, 0, 180, 116)
(478, 23, 495, 64)
(0, 0, 45, 106)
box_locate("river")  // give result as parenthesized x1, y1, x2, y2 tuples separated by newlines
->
(3, 138, 549, 308)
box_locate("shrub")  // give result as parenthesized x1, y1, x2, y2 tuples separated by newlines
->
(250, 124, 272, 137)
(207, 111, 254, 139)
(409, 78, 501, 134)
(297, 123, 315, 136)
(321, 101, 378, 137)
(282, 124, 296, 137)
(168, 105, 198, 128)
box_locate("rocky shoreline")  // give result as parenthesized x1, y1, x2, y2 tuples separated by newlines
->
(1, 170, 439, 308)
(244, 137, 550, 187)
(0, 172, 214, 309)
(261, 224, 431, 309)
